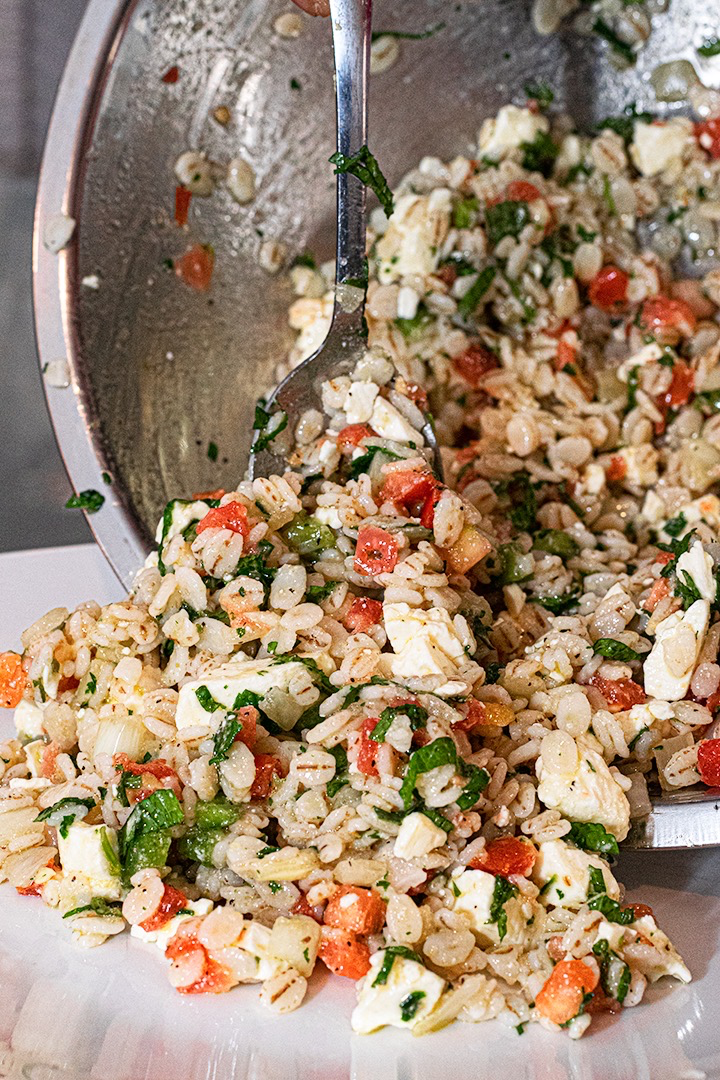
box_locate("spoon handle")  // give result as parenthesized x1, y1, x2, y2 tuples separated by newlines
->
(329, 0, 372, 292)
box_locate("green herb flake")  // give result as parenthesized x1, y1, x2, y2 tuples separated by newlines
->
(533, 529, 580, 559)
(521, 130, 558, 177)
(394, 302, 434, 340)
(488, 876, 519, 941)
(65, 489, 105, 514)
(457, 266, 497, 320)
(251, 404, 289, 454)
(485, 200, 530, 246)
(698, 37, 720, 58)
(524, 80, 554, 109)
(532, 590, 580, 615)
(592, 17, 636, 64)
(592, 638, 640, 662)
(371, 946, 423, 987)
(568, 821, 619, 856)
(587, 866, 635, 924)
(329, 145, 394, 218)
(207, 441, 219, 462)
(63, 897, 123, 919)
(349, 444, 403, 480)
(370, 703, 428, 743)
(399, 990, 426, 1021)
(452, 195, 480, 230)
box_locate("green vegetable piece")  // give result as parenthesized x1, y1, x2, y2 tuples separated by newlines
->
(209, 715, 242, 766)
(457, 266, 497, 320)
(596, 102, 652, 143)
(35, 796, 95, 826)
(488, 876, 518, 941)
(592, 639, 640, 662)
(419, 806, 453, 832)
(592, 17, 636, 64)
(587, 866, 635, 924)
(177, 825, 225, 866)
(533, 529, 580, 559)
(370, 703, 428, 743)
(485, 200, 530, 245)
(494, 471, 537, 531)
(371, 946, 423, 987)
(251, 405, 289, 454)
(521, 130, 558, 177)
(326, 746, 349, 798)
(329, 145, 394, 218)
(524, 80, 554, 109)
(271, 653, 335, 694)
(63, 898, 123, 919)
(698, 37, 720, 57)
(195, 685, 224, 712)
(399, 737, 458, 808)
(456, 764, 490, 811)
(399, 990, 426, 1021)
(533, 590, 580, 615)
(306, 581, 338, 604)
(123, 831, 172, 881)
(119, 789, 184, 863)
(65, 490, 105, 514)
(496, 543, 532, 585)
(349, 445, 403, 480)
(452, 196, 480, 229)
(207, 441, 219, 462)
(283, 511, 336, 557)
(195, 797, 241, 830)
(394, 303, 434, 340)
(664, 512, 687, 538)
(568, 821, 619, 856)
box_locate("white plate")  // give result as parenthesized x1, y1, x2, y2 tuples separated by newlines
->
(1, 545, 719, 1080)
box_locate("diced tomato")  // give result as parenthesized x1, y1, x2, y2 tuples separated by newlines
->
(627, 902, 653, 920)
(250, 754, 285, 799)
(706, 690, 720, 715)
(356, 717, 380, 777)
(16, 883, 43, 897)
(337, 424, 374, 453)
(114, 753, 183, 800)
(643, 577, 670, 613)
(469, 836, 537, 879)
(140, 884, 188, 933)
(695, 117, 720, 160)
(165, 922, 237, 994)
(452, 344, 499, 387)
(606, 455, 627, 484)
(506, 180, 543, 203)
(641, 296, 697, 338)
(161, 65, 180, 84)
(588, 265, 629, 312)
(379, 469, 440, 528)
(57, 675, 79, 694)
(318, 927, 371, 979)
(40, 742, 61, 780)
(323, 885, 386, 935)
(534, 958, 599, 1026)
(196, 500, 249, 537)
(654, 551, 674, 566)
(174, 186, 192, 227)
(0, 651, 26, 709)
(698, 738, 720, 787)
(175, 244, 214, 291)
(554, 335, 577, 373)
(586, 985, 622, 1015)
(354, 525, 399, 576)
(192, 488, 226, 500)
(344, 597, 383, 634)
(233, 705, 258, 749)
(588, 675, 646, 713)
(292, 892, 323, 923)
(455, 698, 514, 732)
(670, 278, 717, 320)
(658, 359, 695, 410)
(443, 524, 492, 575)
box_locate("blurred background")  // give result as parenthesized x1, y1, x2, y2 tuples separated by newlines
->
(0, 0, 90, 552)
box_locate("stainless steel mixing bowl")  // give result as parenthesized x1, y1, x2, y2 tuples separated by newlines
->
(34, 0, 707, 586)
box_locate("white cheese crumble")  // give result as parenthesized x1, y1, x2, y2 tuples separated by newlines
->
(393, 812, 448, 860)
(383, 603, 467, 694)
(532, 839, 620, 909)
(478, 105, 549, 160)
(536, 740, 631, 841)
(351, 951, 446, 1034)
(643, 598, 710, 702)
(57, 823, 122, 900)
(630, 119, 690, 178)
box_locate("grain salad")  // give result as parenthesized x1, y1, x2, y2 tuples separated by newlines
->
(5, 98, 720, 1038)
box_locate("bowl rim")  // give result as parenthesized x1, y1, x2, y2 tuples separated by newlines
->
(33, 0, 150, 589)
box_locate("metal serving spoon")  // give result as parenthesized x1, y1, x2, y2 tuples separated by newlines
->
(249, 0, 441, 481)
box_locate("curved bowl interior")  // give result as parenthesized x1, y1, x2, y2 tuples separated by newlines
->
(37, 0, 709, 582)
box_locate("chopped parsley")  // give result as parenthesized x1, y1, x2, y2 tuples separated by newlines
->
(524, 80, 554, 109)
(532, 590, 580, 615)
(592, 639, 641, 662)
(587, 866, 635, 924)
(592, 18, 636, 64)
(371, 946, 423, 987)
(207, 441, 219, 462)
(370, 703, 428, 743)
(452, 196, 480, 230)
(326, 746, 350, 798)
(698, 37, 720, 58)
(394, 302, 434, 340)
(521, 130, 558, 177)
(399, 990, 426, 1021)
(35, 796, 95, 837)
(65, 489, 105, 514)
(457, 266, 497, 320)
(63, 898, 122, 919)
(596, 102, 652, 143)
(664, 512, 687, 538)
(488, 876, 518, 941)
(568, 821, 620, 856)
(251, 403, 289, 454)
(349, 444, 403, 479)
(306, 581, 338, 604)
(485, 200, 530, 245)
(533, 529, 580, 559)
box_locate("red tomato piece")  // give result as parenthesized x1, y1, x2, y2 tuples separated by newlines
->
(161, 65, 180, 84)
(16, 883, 43, 897)
(506, 180, 543, 203)
(469, 836, 537, 879)
(165, 923, 237, 995)
(354, 525, 399, 576)
(0, 651, 26, 709)
(196, 501, 249, 537)
(659, 360, 695, 409)
(588, 266, 629, 312)
(114, 753, 182, 800)
(250, 754, 285, 799)
(318, 928, 371, 979)
(323, 885, 386, 935)
(643, 577, 670, 612)
(337, 424, 374, 453)
(40, 742, 61, 780)
(192, 488, 226, 501)
(606, 455, 627, 484)
(641, 296, 697, 338)
(627, 902, 654, 920)
(452, 344, 499, 387)
(535, 958, 599, 1026)
(696, 117, 720, 159)
(379, 469, 441, 528)
(588, 675, 646, 713)
(698, 739, 720, 787)
(233, 705, 258, 749)
(174, 186, 192, 227)
(140, 884, 188, 933)
(554, 336, 577, 372)
(356, 717, 380, 777)
(706, 690, 720, 715)
(292, 892, 323, 923)
(175, 244, 214, 291)
(344, 596, 383, 634)
(454, 699, 514, 732)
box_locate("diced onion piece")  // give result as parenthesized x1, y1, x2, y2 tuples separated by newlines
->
(92, 717, 151, 763)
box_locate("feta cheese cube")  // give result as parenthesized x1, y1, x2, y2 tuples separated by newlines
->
(351, 951, 446, 1033)
(175, 658, 318, 735)
(344, 381, 379, 424)
(450, 868, 501, 943)
(57, 823, 122, 900)
(393, 812, 447, 860)
(131, 898, 214, 951)
(632, 915, 691, 983)
(376, 189, 452, 282)
(14, 699, 45, 740)
(383, 603, 467, 694)
(594, 917, 630, 952)
(237, 920, 294, 982)
(370, 398, 424, 446)
(630, 120, 691, 178)
(532, 839, 620, 909)
(643, 599, 710, 702)
(676, 540, 716, 604)
(314, 505, 343, 530)
(396, 286, 420, 320)
(616, 342, 663, 383)
(478, 106, 549, 160)
(536, 742, 631, 841)
(610, 445, 659, 489)
(154, 499, 213, 545)
(657, 494, 720, 541)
